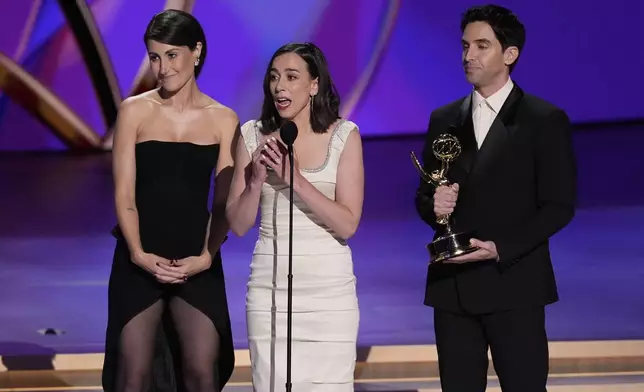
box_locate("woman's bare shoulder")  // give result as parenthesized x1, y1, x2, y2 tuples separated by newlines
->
(119, 90, 160, 119)
(202, 97, 239, 129)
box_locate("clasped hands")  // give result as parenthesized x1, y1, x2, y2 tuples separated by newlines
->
(133, 250, 211, 284)
(250, 136, 299, 186)
(433, 184, 499, 263)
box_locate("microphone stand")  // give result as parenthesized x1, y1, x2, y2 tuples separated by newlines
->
(285, 142, 294, 392)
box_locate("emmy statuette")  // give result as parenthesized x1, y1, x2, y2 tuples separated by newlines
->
(411, 134, 478, 263)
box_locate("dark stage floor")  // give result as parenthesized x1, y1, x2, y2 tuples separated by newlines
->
(1, 127, 643, 356)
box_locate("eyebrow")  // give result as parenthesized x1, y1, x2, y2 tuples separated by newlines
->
(462, 38, 492, 45)
(148, 49, 178, 56)
(270, 68, 300, 73)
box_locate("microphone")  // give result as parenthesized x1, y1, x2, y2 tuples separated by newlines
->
(280, 120, 297, 392)
(280, 120, 298, 147)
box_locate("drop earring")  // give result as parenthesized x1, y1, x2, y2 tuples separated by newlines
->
(194, 58, 200, 66)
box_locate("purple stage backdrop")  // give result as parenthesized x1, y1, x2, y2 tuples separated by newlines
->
(0, 0, 642, 150)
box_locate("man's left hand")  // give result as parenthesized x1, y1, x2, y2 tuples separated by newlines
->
(445, 239, 498, 263)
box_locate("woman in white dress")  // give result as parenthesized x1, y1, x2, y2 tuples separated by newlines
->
(226, 42, 364, 391)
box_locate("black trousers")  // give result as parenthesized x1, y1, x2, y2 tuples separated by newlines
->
(434, 306, 549, 392)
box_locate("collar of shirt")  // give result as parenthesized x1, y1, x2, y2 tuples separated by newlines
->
(472, 77, 514, 113)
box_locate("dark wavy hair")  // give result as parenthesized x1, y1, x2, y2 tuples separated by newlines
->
(143, 9, 207, 78)
(461, 5, 525, 73)
(259, 42, 340, 134)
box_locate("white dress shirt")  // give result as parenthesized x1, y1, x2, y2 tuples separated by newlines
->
(471, 77, 514, 148)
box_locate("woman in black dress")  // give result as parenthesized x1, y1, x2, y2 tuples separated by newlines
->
(102, 10, 237, 392)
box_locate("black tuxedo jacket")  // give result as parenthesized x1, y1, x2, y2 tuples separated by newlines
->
(415, 84, 577, 314)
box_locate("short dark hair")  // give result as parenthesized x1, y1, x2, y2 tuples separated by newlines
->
(461, 5, 525, 72)
(143, 9, 207, 78)
(259, 42, 340, 134)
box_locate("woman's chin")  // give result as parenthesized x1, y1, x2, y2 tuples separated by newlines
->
(160, 84, 179, 94)
(275, 107, 294, 120)
(158, 78, 188, 94)
(275, 106, 305, 122)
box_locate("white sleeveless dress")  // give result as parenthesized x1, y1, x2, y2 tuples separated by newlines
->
(241, 119, 360, 392)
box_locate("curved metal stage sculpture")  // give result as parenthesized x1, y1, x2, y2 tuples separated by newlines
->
(1, 0, 398, 151)
(0, 52, 101, 148)
(0, 0, 195, 150)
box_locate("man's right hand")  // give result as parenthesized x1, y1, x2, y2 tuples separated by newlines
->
(434, 183, 459, 217)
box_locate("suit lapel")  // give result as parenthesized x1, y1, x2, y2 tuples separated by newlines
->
(447, 95, 478, 181)
(468, 84, 523, 182)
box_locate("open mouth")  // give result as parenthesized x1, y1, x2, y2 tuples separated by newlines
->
(275, 97, 291, 110)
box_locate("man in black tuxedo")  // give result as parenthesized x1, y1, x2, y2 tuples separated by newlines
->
(415, 5, 577, 392)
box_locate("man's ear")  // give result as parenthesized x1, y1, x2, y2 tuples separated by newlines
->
(504, 46, 519, 66)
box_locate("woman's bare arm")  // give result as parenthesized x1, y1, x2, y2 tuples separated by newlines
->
(292, 129, 364, 239)
(200, 109, 240, 258)
(112, 97, 151, 259)
(225, 126, 265, 236)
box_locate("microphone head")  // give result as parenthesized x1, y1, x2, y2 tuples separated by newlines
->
(280, 121, 298, 146)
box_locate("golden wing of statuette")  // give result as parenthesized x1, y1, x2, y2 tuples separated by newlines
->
(410, 151, 438, 186)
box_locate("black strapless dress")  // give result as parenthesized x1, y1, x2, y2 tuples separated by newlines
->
(102, 141, 234, 391)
